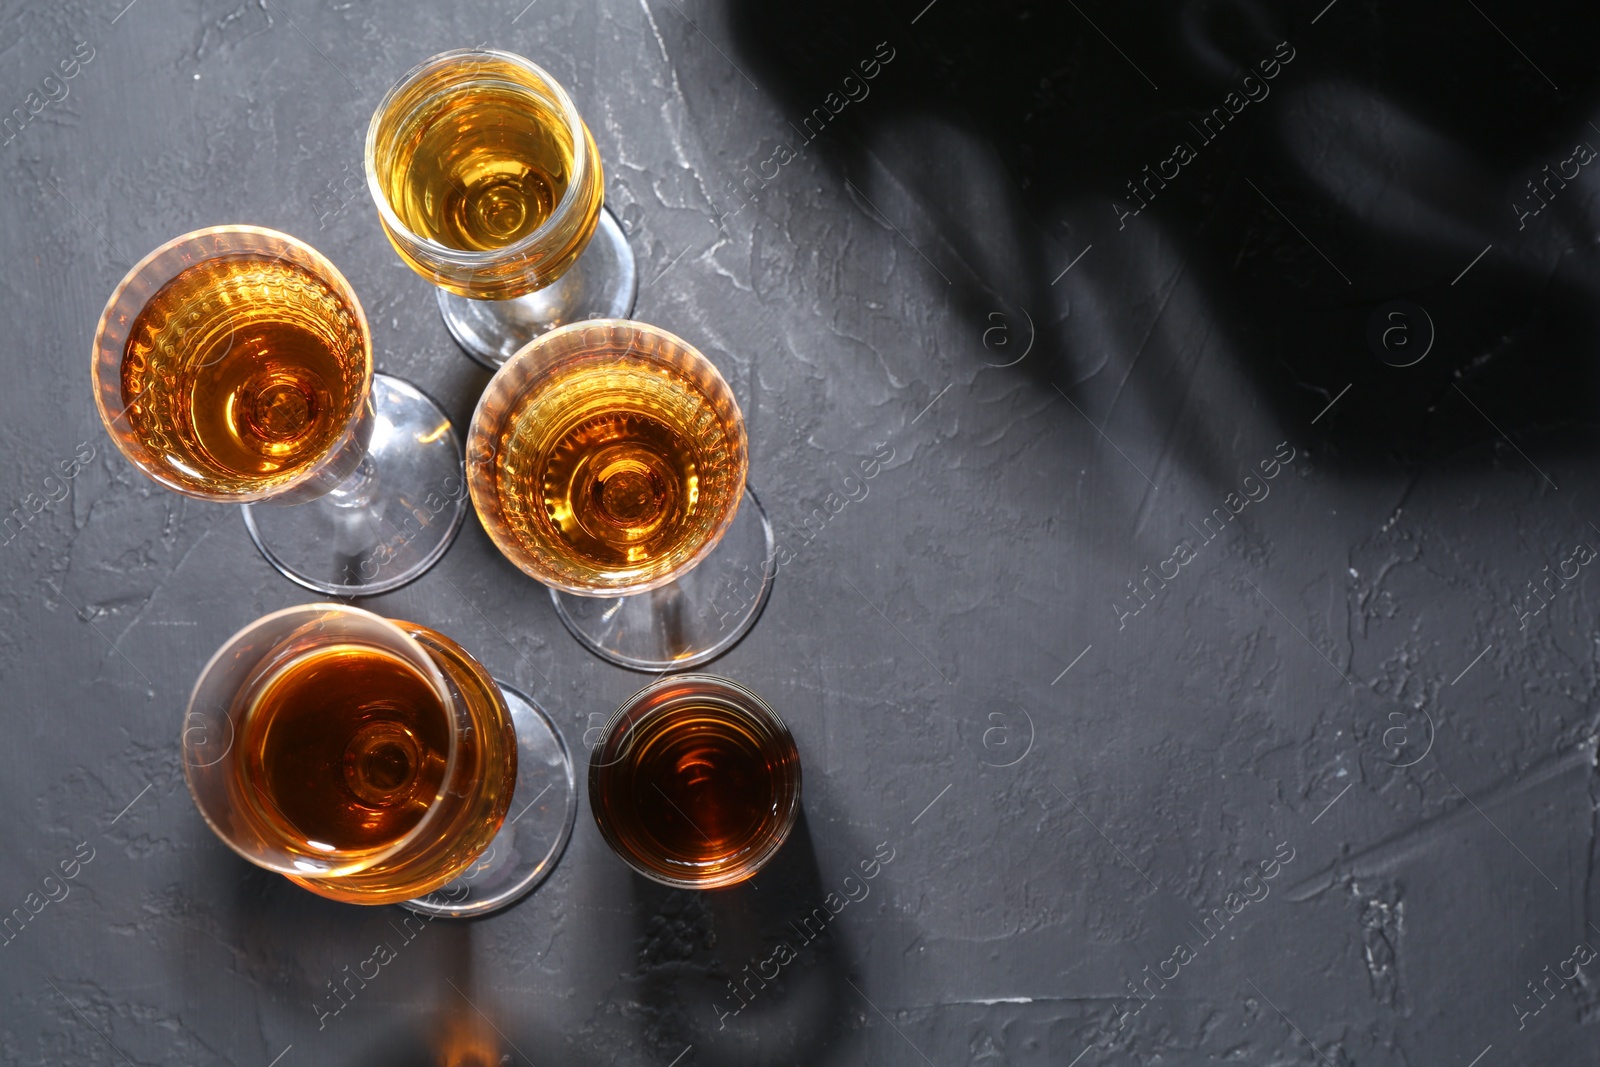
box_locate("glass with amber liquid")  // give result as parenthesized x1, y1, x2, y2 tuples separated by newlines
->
(589, 675, 801, 888)
(468, 320, 776, 670)
(92, 226, 470, 595)
(366, 48, 637, 368)
(183, 604, 576, 916)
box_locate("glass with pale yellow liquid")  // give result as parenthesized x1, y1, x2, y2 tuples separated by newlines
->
(366, 49, 637, 367)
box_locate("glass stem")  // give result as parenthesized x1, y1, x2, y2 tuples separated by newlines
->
(326, 453, 379, 510)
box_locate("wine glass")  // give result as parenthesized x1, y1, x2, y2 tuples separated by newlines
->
(182, 603, 576, 916)
(588, 674, 801, 889)
(366, 48, 637, 369)
(92, 225, 467, 596)
(466, 319, 776, 670)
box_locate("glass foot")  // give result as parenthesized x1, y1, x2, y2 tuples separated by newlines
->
(437, 205, 638, 369)
(550, 485, 776, 671)
(403, 681, 577, 918)
(241, 374, 468, 596)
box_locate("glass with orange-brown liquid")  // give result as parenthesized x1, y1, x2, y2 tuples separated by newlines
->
(183, 604, 575, 916)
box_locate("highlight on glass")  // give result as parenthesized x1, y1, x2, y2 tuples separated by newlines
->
(467, 319, 776, 671)
(91, 225, 468, 596)
(182, 604, 576, 917)
(588, 674, 801, 889)
(366, 48, 637, 368)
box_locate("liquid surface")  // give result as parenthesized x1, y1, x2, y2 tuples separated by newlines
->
(238, 644, 450, 855)
(597, 701, 790, 879)
(383, 80, 572, 251)
(491, 350, 743, 588)
(120, 254, 366, 494)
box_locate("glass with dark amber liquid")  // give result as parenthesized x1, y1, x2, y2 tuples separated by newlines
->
(468, 319, 777, 670)
(366, 48, 637, 367)
(183, 604, 577, 916)
(588, 675, 800, 888)
(92, 226, 470, 596)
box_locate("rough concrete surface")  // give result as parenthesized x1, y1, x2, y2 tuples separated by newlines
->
(2, 0, 1599, 1063)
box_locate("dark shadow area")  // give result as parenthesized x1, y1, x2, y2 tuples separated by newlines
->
(163, 837, 454, 1057)
(350, 916, 603, 1067)
(625, 808, 857, 1066)
(725, 0, 1600, 473)
(176, 826, 591, 1066)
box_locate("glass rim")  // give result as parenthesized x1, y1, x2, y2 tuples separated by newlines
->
(180, 602, 464, 878)
(588, 673, 801, 889)
(466, 318, 749, 596)
(363, 47, 592, 268)
(90, 224, 375, 503)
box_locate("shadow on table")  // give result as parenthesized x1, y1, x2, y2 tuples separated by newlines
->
(174, 840, 578, 1065)
(191, 848, 581, 1065)
(724, 0, 1600, 476)
(626, 807, 856, 1065)
(349, 924, 594, 1067)
(177, 785, 884, 1063)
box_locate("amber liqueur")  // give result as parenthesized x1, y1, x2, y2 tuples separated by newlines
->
(379, 75, 574, 252)
(235, 642, 450, 855)
(233, 622, 515, 904)
(119, 254, 366, 494)
(493, 349, 743, 586)
(591, 684, 799, 884)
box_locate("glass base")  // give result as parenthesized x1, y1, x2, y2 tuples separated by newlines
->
(550, 485, 775, 671)
(240, 374, 468, 596)
(437, 205, 639, 369)
(403, 681, 577, 918)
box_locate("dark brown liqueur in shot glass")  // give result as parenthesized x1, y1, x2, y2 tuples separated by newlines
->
(588, 675, 800, 888)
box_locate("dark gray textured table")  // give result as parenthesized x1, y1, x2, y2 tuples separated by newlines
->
(4, 0, 1599, 1063)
